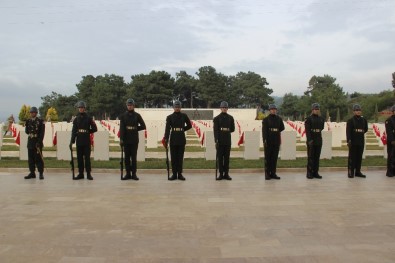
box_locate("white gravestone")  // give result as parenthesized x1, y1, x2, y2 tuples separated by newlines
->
(243, 131, 260, 160)
(56, 131, 71, 161)
(331, 126, 342, 147)
(93, 131, 109, 161)
(280, 130, 297, 160)
(137, 130, 145, 161)
(146, 126, 158, 148)
(19, 132, 28, 161)
(321, 131, 332, 159)
(204, 131, 216, 160)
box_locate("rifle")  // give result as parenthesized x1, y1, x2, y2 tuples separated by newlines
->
(120, 145, 124, 180)
(263, 143, 269, 179)
(36, 145, 48, 173)
(165, 145, 170, 180)
(215, 143, 219, 180)
(70, 145, 75, 180)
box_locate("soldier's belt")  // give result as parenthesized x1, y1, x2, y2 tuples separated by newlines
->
(126, 126, 136, 130)
(354, 129, 364, 133)
(269, 128, 279, 132)
(78, 129, 88, 133)
(172, 128, 184, 132)
(310, 129, 321, 132)
(220, 128, 230, 131)
(29, 134, 38, 138)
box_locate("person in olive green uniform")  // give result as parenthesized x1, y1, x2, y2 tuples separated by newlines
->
(304, 103, 325, 179)
(24, 107, 45, 180)
(119, 98, 146, 180)
(69, 101, 97, 180)
(164, 101, 192, 181)
(385, 105, 395, 177)
(262, 104, 285, 180)
(213, 101, 235, 180)
(346, 104, 368, 178)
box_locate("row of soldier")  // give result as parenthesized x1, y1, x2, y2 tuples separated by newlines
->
(22, 99, 395, 181)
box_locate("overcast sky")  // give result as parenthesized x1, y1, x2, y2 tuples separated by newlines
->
(1, 0, 394, 121)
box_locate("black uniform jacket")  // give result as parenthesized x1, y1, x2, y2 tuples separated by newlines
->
(119, 110, 146, 144)
(346, 115, 368, 145)
(71, 112, 98, 146)
(304, 114, 325, 145)
(262, 114, 285, 145)
(25, 117, 45, 149)
(164, 112, 192, 146)
(213, 112, 235, 146)
(385, 115, 395, 144)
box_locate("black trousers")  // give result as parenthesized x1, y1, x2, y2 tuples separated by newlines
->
(76, 145, 91, 174)
(265, 144, 280, 175)
(124, 143, 138, 174)
(217, 145, 231, 175)
(28, 147, 44, 173)
(170, 145, 185, 174)
(387, 144, 395, 176)
(307, 144, 322, 175)
(348, 144, 364, 174)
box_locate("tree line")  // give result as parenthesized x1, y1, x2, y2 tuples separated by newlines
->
(36, 67, 394, 122)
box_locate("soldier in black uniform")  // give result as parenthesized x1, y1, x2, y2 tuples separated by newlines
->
(262, 104, 285, 180)
(119, 98, 146, 180)
(24, 107, 45, 180)
(164, 100, 192, 181)
(346, 104, 368, 178)
(213, 101, 235, 180)
(305, 103, 325, 179)
(385, 105, 395, 177)
(69, 101, 97, 180)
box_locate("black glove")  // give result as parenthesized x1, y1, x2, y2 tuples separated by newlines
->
(120, 140, 124, 147)
(347, 140, 352, 147)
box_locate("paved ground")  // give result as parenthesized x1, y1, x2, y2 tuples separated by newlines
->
(0, 170, 395, 263)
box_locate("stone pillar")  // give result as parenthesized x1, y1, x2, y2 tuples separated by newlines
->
(280, 131, 297, 160)
(243, 131, 260, 160)
(19, 132, 28, 161)
(93, 131, 109, 161)
(321, 131, 332, 159)
(204, 131, 215, 160)
(56, 131, 71, 161)
(137, 130, 145, 161)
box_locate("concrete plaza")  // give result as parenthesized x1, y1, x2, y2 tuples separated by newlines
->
(0, 169, 394, 262)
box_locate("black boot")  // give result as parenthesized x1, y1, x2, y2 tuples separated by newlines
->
(270, 173, 281, 180)
(216, 173, 223, 180)
(39, 172, 44, 180)
(306, 171, 314, 179)
(348, 169, 354, 178)
(131, 173, 139, 181)
(87, 173, 93, 180)
(386, 171, 394, 177)
(122, 171, 132, 180)
(24, 172, 36, 179)
(313, 172, 322, 179)
(355, 172, 366, 178)
(168, 173, 177, 181)
(265, 171, 271, 180)
(178, 173, 186, 181)
(73, 173, 84, 180)
(223, 173, 232, 180)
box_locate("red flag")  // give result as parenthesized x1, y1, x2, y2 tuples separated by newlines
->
(200, 132, 205, 146)
(15, 131, 20, 145)
(382, 131, 387, 145)
(145, 130, 147, 139)
(53, 132, 57, 146)
(117, 130, 120, 138)
(90, 133, 94, 146)
(238, 132, 244, 146)
(161, 137, 167, 148)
